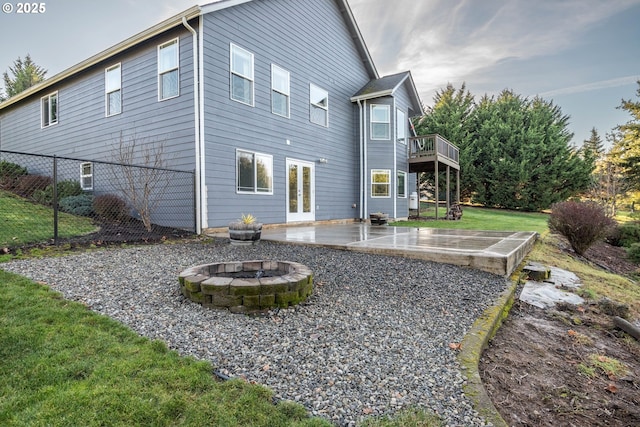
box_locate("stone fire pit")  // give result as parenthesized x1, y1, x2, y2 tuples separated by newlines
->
(179, 260, 313, 313)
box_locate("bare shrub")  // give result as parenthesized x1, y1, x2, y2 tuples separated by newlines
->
(93, 194, 129, 221)
(107, 132, 174, 231)
(548, 201, 617, 255)
(0, 160, 27, 190)
(15, 174, 52, 198)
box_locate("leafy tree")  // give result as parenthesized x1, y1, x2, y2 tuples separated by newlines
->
(1, 54, 47, 101)
(611, 81, 640, 191)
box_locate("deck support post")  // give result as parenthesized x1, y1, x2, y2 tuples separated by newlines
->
(435, 160, 439, 220)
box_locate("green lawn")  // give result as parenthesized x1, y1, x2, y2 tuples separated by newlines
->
(0, 190, 97, 247)
(392, 205, 549, 234)
(0, 270, 330, 427)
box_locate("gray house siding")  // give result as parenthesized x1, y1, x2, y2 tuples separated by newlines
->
(0, 26, 198, 228)
(200, 0, 371, 227)
(0, 28, 196, 170)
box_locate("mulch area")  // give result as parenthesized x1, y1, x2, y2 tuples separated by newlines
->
(479, 240, 640, 426)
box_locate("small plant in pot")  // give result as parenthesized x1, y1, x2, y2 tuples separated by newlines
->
(228, 213, 263, 245)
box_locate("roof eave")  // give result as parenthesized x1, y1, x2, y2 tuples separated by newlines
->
(350, 89, 394, 102)
(0, 5, 202, 110)
(336, 0, 378, 79)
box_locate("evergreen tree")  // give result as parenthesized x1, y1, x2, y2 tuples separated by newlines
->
(612, 81, 640, 191)
(1, 54, 47, 101)
(413, 83, 476, 198)
(466, 91, 592, 210)
(582, 127, 605, 159)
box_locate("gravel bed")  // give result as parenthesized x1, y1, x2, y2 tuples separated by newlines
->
(3, 239, 506, 426)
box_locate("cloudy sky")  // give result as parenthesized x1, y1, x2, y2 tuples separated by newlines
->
(1, 0, 639, 147)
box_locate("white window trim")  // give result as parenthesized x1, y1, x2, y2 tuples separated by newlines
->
(396, 108, 407, 144)
(271, 64, 290, 118)
(80, 162, 93, 191)
(158, 38, 180, 101)
(309, 83, 329, 127)
(397, 170, 407, 198)
(41, 91, 58, 128)
(371, 169, 391, 198)
(230, 43, 255, 106)
(236, 149, 273, 195)
(370, 104, 390, 140)
(105, 63, 122, 117)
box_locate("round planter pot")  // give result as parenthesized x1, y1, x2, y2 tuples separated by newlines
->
(229, 225, 262, 245)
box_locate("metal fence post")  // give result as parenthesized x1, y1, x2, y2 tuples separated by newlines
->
(53, 155, 58, 245)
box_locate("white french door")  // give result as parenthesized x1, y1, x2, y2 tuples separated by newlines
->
(286, 159, 315, 222)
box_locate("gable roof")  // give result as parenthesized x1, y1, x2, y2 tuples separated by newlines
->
(351, 71, 424, 116)
(0, 0, 377, 110)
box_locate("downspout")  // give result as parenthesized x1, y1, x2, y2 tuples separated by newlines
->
(363, 99, 368, 219)
(182, 16, 204, 233)
(357, 99, 364, 220)
(392, 99, 397, 219)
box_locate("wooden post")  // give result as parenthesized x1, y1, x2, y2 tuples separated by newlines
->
(457, 168, 460, 204)
(446, 165, 451, 216)
(435, 160, 439, 220)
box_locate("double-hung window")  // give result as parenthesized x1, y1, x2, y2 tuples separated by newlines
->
(105, 64, 122, 116)
(371, 169, 391, 197)
(80, 162, 93, 190)
(237, 150, 273, 194)
(230, 44, 254, 105)
(158, 39, 179, 100)
(41, 92, 58, 127)
(271, 64, 290, 117)
(396, 109, 406, 143)
(310, 84, 328, 127)
(371, 104, 390, 140)
(397, 171, 407, 198)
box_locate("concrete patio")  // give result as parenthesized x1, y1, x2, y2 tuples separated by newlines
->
(256, 223, 538, 276)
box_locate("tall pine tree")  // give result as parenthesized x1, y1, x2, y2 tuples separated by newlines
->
(1, 54, 47, 101)
(412, 83, 476, 198)
(421, 88, 594, 211)
(611, 81, 640, 191)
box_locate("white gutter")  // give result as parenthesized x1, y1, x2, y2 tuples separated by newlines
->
(181, 16, 203, 234)
(0, 6, 201, 110)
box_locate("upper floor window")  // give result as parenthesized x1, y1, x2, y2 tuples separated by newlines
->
(271, 64, 290, 118)
(397, 108, 406, 143)
(236, 149, 273, 194)
(158, 39, 179, 100)
(80, 162, 93, 190)
(41, 92, 58, 128)
(105, 64, 121, 116)
(230, 44, 254, 106)
(310, 84, 328, 127)
(371, 104, 390, 140)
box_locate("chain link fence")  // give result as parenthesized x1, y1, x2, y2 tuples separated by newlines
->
(0, 150, 196, 250)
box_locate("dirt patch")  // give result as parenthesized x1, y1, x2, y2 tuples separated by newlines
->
(480, 242, 640, 426)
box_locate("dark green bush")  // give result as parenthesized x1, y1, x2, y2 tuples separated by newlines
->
(59, 194, 95, 216)
(627, 243, 640, 264)
(0, 160, 27, 190)
(31, 179, 83, 206)
(93, 194, 129, 221)
(16, 175, 53, 198)
(618, 222, 640, 247)
(548, 201, 617, 256)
